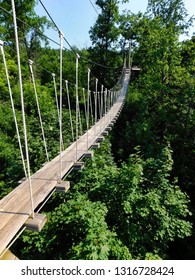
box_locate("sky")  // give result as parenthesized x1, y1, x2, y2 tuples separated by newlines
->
(35, 0, 195, 49)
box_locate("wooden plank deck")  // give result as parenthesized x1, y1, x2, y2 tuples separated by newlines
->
(0, 71, 130, 257)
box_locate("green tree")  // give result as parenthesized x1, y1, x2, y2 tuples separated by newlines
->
(89, 0, 120, 50)
(89, 0, 123, 87)
(147, 0, 193, 33)
(113, 146, 192, 258)
(0, 0, 50, 59)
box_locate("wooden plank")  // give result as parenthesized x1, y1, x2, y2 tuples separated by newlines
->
(101, 131, 109, 136)
(0, 249, 19, 260)
(91, 143, 100, 149)
(84, 151, 94, 158)
(96, 136, 104, 143)
(105, 126, 112, 131)
(73, 162, 85, 171)
(55, 181, 70, 193)
(109, 122, 114, 127)
(25, 213, 47, 232)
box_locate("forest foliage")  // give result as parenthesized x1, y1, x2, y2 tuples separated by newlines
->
(0, 0, 194, 259)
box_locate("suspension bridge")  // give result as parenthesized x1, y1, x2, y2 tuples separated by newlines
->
(0, 1, 131, 260)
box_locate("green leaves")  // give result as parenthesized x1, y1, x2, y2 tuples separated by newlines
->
(110, 146, 192, 258)
(90, 0, 120, 47)
(18, 191, 132, 260)
(89, 0, 123, 87)
(0, 0, 51, 54)
(147, 0, 192, 34)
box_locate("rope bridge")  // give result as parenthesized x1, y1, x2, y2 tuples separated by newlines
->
(0, 0, 131, 259)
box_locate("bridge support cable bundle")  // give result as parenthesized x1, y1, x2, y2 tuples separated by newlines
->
(0, 40, 27, 178)
(11, 0, 35, 219)
(28, 59, 49, 163)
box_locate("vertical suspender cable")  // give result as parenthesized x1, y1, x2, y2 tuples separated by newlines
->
(95, 78, 98, 124)
(112, 90, 114, 106)
(109, 90, 111, 111)
(95, 78, 99, 133)
(11, 0, 34, 218)
(129, 41, 132, 69)
(89, 90, 93, 125)
(59, 31, 64, 181)
(104, 88, 107, 128)
(52, 73, 60, 119)
(112, 91, 114, 119)
(107, 90, 110, 122)
(98, 91, 100, 118)
(101, 84, 104, 119)
(100, 84, 104, 132)
(98, 90, 101, 120)
(94, 78, 98, 135)
(93, 91, 96, 137)
(0, 41, 27, 178)
(98, 91, 101, 133)
(75, 84, 83, 136)
(78, 96, 83, 136)
(110, 90, 112, 121)
(28, 60, 49, 162)
(87, 69, 90, 149)
(75, 53, 80, 161)
(52, 73, 64, 150)
(110, 90, 112, 122)
(82, 88, 87, 129)
(104, 89, 107, 115)
(65, 80, 74, 142)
